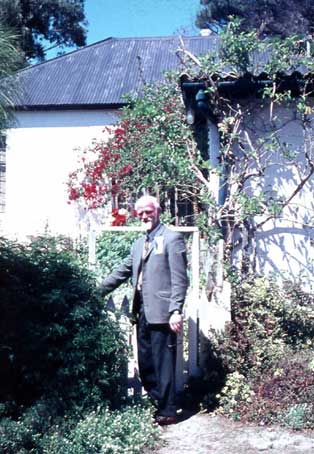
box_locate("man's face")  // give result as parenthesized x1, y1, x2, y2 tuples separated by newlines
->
(136, 201, 160, 232)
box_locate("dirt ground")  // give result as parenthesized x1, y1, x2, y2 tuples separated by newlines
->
(146, 412, 314, 454)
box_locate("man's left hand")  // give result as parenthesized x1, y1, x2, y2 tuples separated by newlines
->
(169, 313, 183, 333)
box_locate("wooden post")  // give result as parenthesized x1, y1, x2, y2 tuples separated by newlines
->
(174, 187, 179, 226)
(215, 239, 224, 290)
(187, 229, 201, 377)
(175, 329, 185, 392)
(88, 229, 96, 270)
(206, 239, 231, 332)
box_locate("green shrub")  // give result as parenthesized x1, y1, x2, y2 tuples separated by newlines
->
(96, 230, 141, 276)
(0, 235, 127, 413)
(0, 235, 161, 453)
(210, 277, 314, 429)
(39, 405, 159, 454)
(96, 230, 143, 305)
(0, 403, 159, 454)
(0, 398, 65, 453)
(281, 280, 314, 348)
(214, 278, 287, 376)
(281, 403, 314, 431)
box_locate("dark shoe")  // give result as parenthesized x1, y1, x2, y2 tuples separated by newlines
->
(154, 415, 177, 426)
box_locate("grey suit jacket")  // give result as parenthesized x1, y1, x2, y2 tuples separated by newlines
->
(99, 224, 188, 324)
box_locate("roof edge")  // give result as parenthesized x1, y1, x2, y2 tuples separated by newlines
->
(13, 103, 126, 111)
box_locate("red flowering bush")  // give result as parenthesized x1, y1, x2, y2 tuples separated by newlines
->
(67, 123, 134, 209)
(67, 77, 200, 215)
(111, 208, 128, 226)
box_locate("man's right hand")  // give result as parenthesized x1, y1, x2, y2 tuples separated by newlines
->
(169, 312, 182, 333)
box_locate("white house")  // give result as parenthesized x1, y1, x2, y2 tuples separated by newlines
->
(2, 35, 217, 239)
(2, 33, 314, 287)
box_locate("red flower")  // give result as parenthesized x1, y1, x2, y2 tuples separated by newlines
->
(111, 208, 128, 226)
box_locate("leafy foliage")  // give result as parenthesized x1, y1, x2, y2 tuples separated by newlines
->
(0, 0, 87, 61)
(39, 405, 158, 454)
(0, 25, 24, 131)
(0, 235, 127, 412)
(0, 236, 160, 452)
(67, 78, 203, 217)
(0, 403, 158, 454)
(211, 278, 314, 429)
(196, 0, 314, 37)
(68, 20, 314, 279)
(96, 230, 142, 276)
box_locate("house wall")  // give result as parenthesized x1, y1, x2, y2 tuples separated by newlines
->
(255, 112, 314, 288)
(3, 109, 120, 240)
(232, 101, 314, 288)
(4, 103, 314, 287)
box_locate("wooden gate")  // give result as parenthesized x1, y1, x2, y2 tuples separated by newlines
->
(88, 226, 231, 395)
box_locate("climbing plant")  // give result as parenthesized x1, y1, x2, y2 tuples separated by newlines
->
(68, 19, 314, 277)
(67, 79, 204, 221)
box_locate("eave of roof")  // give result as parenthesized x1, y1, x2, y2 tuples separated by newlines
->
(181, 71, 314, 99)
(14, 103, 125, 111)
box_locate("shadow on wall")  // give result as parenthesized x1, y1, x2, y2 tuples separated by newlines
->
(237, 102, 314, 285)
(256, 225, 314, 287)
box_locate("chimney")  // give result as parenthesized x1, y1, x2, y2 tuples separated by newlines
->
(200, 29, 211, 36)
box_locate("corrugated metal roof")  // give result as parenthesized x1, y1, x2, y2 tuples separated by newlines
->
(13, 35, 219, 109)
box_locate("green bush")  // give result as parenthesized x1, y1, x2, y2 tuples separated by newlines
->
(281, 280, 314, 348)
(96, 230, 141, 276)
(0, 235, 161, 453)
(248, 353, 314, 428)
(0, 236, 128, 427)
(96, 230, 143, 306)
(0, 402, 159, 454)
(0, 398, 65, 453)
(39, 405, 159, 454)
(210, 277, 314, 429)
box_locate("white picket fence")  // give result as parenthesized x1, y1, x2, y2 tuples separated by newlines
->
(89, 226, 231, 395)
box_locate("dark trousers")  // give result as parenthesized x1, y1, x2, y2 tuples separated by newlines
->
(137, 304, 177, 417)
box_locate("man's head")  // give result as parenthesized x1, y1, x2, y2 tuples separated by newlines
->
(135, 195, 161, 232)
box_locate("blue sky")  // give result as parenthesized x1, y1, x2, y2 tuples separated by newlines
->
(46, 0, 202, 59)
(84, 0, 201, 43)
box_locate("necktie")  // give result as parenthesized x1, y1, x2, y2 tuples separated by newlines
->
(138, 235, 150, 290)
(143, 234, 150, 258)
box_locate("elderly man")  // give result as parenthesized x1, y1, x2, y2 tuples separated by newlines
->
(99, 195, 188, 425)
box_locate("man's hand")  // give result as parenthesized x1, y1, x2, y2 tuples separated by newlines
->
(169, 312, 183, 333)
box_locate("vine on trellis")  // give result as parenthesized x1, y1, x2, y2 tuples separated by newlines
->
(68, 19, 314, 278)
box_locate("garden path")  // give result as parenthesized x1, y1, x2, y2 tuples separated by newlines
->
(147, 412, 314, 454)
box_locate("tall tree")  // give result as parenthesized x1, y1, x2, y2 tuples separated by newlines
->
(0, 25, 23, 130)
(196, 0, 314, 37)
(0, 0, 87, 61)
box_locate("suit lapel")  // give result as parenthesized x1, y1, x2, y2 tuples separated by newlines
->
(143, 242, 153, 261)
(134, 237, 145, 275)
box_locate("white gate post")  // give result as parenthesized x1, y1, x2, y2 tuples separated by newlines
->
(187, 228, 201, 377)
(88, 228, 96, 270)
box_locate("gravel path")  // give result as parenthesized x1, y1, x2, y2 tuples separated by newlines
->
(147, 412, 314, 454)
